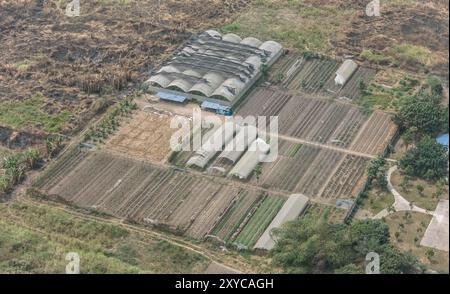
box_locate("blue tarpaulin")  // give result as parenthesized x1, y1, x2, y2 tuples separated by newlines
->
(436, 133, 449, 147)
(157, 92, 187, 103)
(201, 101, 230, 112)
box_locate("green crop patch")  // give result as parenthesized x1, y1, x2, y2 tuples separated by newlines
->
(0, 95, 72, 133)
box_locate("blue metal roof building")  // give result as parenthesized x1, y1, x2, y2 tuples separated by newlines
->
(436, 133, 449, 148)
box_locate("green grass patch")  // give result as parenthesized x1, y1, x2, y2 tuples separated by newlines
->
(0, 95, 71, 133)
(0, 202, 209, 273)
(221, 1, 355, 53)
(391, 44, 436, 67)
(360, 49, 395, 66)
(356, 75, 421, 110)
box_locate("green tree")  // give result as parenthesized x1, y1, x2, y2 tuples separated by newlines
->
(380, 245, 419, 274)
(367, 156, 388, 190)
(399, 137, 448, 180)
(396, 93, 448, 137)
(334, 263, 364, 274)
(271, 218, 419, 274)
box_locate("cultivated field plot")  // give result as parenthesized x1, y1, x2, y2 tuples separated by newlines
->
(324, 67, 376, 100)
(320, 155, 369, 201)
(237, 87, 397, 154)
(303, 203, 347, 225)
(268, 54, 375, 100)
(210, 190, 266, 243)
(232, 196, 286, 249)
(36, 150, 241, 239)
(269, 54, 339, 93)
(254, 140, 344, 199)
(237, 88, 368, 148)
(105, 110, 174, 163)
(349, 111, 398, 156)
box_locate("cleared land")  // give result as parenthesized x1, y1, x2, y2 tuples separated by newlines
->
(105, 110, 175, 163)
(0, 0, 250, 136)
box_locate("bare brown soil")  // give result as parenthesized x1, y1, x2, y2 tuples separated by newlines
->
(105, 110, 175, 163)
(0, 0, 250, 134)
(334, 2, 449, 78)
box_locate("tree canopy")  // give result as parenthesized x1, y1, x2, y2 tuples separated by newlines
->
(270, 215, 420, 274)
(395, 78, 448, 137)
(399, 136, 449, 180)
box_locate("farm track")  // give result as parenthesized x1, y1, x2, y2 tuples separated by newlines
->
(13, 196, 249, 273)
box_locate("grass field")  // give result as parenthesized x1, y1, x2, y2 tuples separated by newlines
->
(360, 187, 395, 216)
(384, 211, 449, 273)
(0, 201, 209, 273)
(0, 95, 72, 133)
(222, 0, 355, 54)
(391, 170, 449, 211)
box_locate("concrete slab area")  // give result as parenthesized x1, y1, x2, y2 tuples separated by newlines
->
(420, 200, 449, 252)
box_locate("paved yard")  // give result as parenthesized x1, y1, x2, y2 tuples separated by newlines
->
(421, 200, 449, 252)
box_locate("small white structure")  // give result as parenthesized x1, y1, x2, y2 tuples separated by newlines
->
(229, 138, 270, 179)
(218, 126, 258, 164)
(334, 59, 358, 86)
(254, 194, 310, 251)
(187, 122, 238, 168)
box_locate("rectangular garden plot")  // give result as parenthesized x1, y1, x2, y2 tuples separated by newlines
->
(236, 88, 368, 148)
(105, 110, 175, 163)
(232, 196, 286, 249)
(36, 150, 249, 240)
(269, 54, 339, 93)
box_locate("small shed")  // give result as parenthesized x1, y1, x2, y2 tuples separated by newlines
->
(334, 59, 358, 86)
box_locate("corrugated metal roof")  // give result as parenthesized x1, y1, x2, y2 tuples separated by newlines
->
(145, 31, 283, 104)
(254, 194, 310, 251)
(157, 92, 187, 103)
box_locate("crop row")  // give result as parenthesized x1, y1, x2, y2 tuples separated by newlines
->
(350, 111, 398, 155)
(237, 88, 369, 147)
(233, 196, 286, 249)
(270, 55, 339, 93)
(320, 155, 369, 199)
(210, 190, 264, 243)
(42, 151, 245, 238)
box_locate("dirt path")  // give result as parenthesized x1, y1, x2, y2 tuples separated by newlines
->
(16, 195, 251, 273)
(270, 132, 397, 162)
